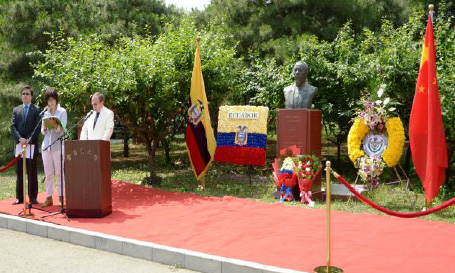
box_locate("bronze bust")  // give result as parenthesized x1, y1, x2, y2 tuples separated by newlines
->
(283, 61, 317, 109)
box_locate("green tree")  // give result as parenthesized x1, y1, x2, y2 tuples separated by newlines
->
(203, 0, 413, 60)
(229, 57, 287, 131)
(0, 0, 178, 78)
(33, 18, 240, 182)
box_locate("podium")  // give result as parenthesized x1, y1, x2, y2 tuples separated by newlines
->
(64, 140, 112, 217)
(277, 109, 322, 191)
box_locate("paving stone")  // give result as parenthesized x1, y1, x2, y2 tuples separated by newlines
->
(153, 246, 185, 267)
(70, 230, 96, 248)
(185, 251, 222, 273)
(123, 239, 154, 260)
(222, 259, 264, 273)
(95, 235, 123, 254)
(7, 217, 26, 232)
(48, 225, 72, 242)
(0, 214, 10, 228)
(263, 265, 309, 273)
(26, 220, 48, 237)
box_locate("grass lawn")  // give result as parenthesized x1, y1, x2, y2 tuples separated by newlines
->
(1, 137, 454, 223)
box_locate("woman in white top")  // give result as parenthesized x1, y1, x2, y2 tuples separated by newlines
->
(41, 88, 67, 207)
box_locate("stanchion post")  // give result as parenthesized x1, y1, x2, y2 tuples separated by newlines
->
(19, 145, 34, 217)
(22, 145, 27, 215)
(326, 161, 331, 270)
(314, 161, 343, 273)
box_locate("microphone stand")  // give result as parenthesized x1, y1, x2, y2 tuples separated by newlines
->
(19, 108, 49, 216)
(41, 111, 93, 220)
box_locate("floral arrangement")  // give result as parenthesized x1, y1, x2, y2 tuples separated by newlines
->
(273, 146, 321, 206)
(357, 155, 386, 187)
(347, 86, 405, 187)
(294, 154, 322, 181)
(215, 106, 269, 165)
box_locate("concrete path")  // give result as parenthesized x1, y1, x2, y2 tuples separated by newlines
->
(0, 228, 198, 273)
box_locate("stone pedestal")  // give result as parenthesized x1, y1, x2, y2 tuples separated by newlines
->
(277, 109, 322, 191)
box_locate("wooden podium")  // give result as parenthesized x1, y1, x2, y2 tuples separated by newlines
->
(277, 109, 322, 191)
(64, 140, 112, 217)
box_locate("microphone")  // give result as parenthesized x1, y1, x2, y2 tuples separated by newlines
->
(84, 110, 94, 121)
(39, 106, 49, 116)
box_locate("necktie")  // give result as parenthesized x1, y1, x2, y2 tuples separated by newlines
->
(23, 105, 29, 121)
(93, 112, 100, 129)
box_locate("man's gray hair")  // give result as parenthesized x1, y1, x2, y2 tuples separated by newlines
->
(92, 92, 105, 102)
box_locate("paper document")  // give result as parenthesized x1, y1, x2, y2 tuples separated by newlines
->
(15, 144, 35, 159)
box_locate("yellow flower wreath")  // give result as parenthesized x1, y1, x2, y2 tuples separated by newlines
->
(347, 117, 405, 167)
(347, 119, 369, 163)
(381, 117, 405, 167)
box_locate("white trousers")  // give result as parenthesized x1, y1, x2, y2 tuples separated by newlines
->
(42, 148, 64, 197)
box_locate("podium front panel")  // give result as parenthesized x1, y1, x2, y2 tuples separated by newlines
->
(65, 140, 112, 217)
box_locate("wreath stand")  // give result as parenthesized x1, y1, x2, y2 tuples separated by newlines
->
(347, 163, 411, 205)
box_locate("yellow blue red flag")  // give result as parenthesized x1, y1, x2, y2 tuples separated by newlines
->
(185, 38, 216, 180)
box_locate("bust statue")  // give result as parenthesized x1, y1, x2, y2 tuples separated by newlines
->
(283, 61, 318, 109)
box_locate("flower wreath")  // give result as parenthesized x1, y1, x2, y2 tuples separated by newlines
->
(347, 87, 405, 186)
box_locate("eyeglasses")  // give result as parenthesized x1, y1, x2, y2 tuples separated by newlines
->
(21, 93, 31, 96)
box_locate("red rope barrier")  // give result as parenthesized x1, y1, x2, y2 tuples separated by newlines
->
(335, 173, 455, 218)
(0, 154, 21, 173)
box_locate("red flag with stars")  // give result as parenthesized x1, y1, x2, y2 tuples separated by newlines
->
(409, 15, 448, 203)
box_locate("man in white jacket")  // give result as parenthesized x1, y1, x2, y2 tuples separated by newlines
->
(80, 92, 114, 141)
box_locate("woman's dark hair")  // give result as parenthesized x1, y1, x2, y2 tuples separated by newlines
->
(44, 87, 58, 104)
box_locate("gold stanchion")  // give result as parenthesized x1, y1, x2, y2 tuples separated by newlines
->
(20, 144, 34, 217)
(22, 145, 27, 215)
(314, 161, 343, 273)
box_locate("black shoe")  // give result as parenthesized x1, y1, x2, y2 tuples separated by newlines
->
(30, 199, 39, 205)
(12, 199, 23, 205)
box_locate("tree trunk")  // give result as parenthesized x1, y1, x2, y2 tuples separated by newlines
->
(123, 130, 129, 157)
(144, 138, 161, 186)
(336, 139, 341, 170)
(446, 145, 455, 191)
(163, 138, 172, 165)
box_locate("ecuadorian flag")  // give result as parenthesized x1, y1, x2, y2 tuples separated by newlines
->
(185, 38, 216, 180)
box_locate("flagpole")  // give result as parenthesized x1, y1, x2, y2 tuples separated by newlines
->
(424, 3, 434, 212)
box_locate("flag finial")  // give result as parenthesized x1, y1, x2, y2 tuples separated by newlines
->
(197, 36, 201, 42)
(429, 4, 435, 22)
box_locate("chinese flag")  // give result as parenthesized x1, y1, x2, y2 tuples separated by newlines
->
(409, 16, 448, 203)
(185, 39, 216, 180)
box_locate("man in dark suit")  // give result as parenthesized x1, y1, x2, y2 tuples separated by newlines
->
(10, 85, 42, 205)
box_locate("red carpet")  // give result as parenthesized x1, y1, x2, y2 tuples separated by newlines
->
(1, 181, 454, 273)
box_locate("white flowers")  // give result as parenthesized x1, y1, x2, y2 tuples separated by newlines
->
(377, 85, 385, 98)
(280, 157, 295, 171)
(383, 97, 390, 105)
